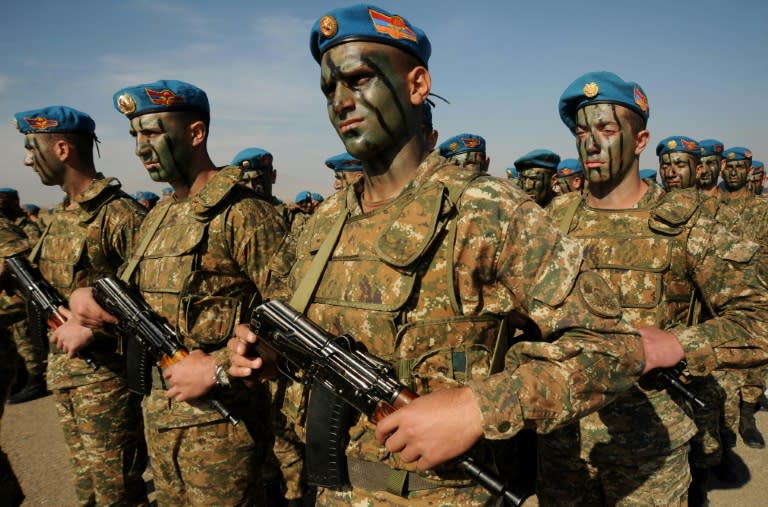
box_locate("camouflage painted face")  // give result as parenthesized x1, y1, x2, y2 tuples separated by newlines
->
(557, 174, 583, 194)
(321, 42, 412, 160)
(23, 134, 64, 186)
(574, 103, 638, 186)
(659, 152, 698, 190)
(333, 170, 363, 191)
(698, 155, 722, 188)
(242, 159, 275, 198)
(129, 112, 194, 184)
(518, 167, 554, 204)
(747, 168, 765, 195)
(721, 159, 750, 191)
(451, 152, 489, 173)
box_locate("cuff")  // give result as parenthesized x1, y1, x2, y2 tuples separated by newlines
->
(466, 375, 525, 440)
(670, 327, 717, 376)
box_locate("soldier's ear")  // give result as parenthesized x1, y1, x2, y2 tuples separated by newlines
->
(189, 120, 207, 148)
(407, 66, 431, 107)
(52, 139, 71, 162)
(634, 129, 650, 156)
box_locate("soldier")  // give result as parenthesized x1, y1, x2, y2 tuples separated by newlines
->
(231, 147, 290, 225)
(514, 149, 560, 207)
(13, 105, 148, 505)
(438, 133, 490, 173)
(159, 186, 173, 201)
(135, 191, 160, 210)
(0, 187, 47, 403)
(230, 6, 681, 506)
(639, 168, 658, 183)
(698, 139, 725, 198)
(311, 192, 324, 211)
(555, 158, 584, 194)
(0, 214, 29, 506)
(749, 160, 765, 196)
(505, 165, 520, 185)
(289, 190, 314, 235)
(325, 152, 363, 192)
(21, 203, 41, 224)
(542, 70, 768, 506)
(69, 79, 286, 506)
(657, 135, 701, 191)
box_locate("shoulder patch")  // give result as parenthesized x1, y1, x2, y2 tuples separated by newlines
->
(651, 188, 699, 226)
(578, 271, 622, 319)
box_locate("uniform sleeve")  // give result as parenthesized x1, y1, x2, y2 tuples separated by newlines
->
(673, 211, 768, 375)
(465, 199, 646, 439)
(105, 199, 146, 265)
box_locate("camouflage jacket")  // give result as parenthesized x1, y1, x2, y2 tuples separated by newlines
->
(37, 176, 146, 389)
(718, 192, 768, 243)
(280, 151, 645, 479)
(545, 182, 768, 458)
(0, 215, 30, 330)
(13, 215, 41, 246)
(130, 166, 285, 429)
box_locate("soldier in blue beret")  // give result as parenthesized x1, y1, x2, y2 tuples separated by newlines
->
(229, 8, 664, 507)
(325, 152, 364, 191)
(438, 133, 490, 173)
(514, 148, 560, 207)
(160, 186, 173, 201)
(13, 104, 148, 504)
(698, 139, 725, 198)
(639, 168, 658, 182)
(311, 192, 325, 210)
(748, 161, 765, 196)
(656, 136, 702, 190)
(505, 166, 520, 185)
(69, 80, 286, 506)
(555, 158, 584, 194)
(136, 191, 160, 210)
(21, 203, 40, 223)
(548, 71, 768, 507)
(720, 147, 754, 201)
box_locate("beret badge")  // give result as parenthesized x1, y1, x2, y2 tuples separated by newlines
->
(449, 142, 459, 152)
(667, 140, 677, 150)
(117, 94, 137, 115)
(582, 82, 599, 98)
(319, 15, 338, 38)
(242, 160, 251, 169)
(729, 152, 736, 160)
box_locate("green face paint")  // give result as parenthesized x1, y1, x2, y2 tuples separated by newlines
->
(575, 103, 637, 186)
(129, 112, 192, 184)
(321, 42, 411, 160)
(660, 152, 698, 190)
(721, 159, 750, 191)
(698, 155, 721, 188)
(23, 134, 63, 186)
(518, 167, 554, 205)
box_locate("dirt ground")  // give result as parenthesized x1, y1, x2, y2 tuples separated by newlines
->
(3, 393, 768, 506)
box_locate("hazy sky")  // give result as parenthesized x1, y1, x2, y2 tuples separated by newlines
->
(2, 0, 766, 207)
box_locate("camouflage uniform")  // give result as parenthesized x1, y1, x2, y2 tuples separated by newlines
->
(37, 176, 148, 506)
(542, 182, 768, 505)
(131, 166, 285, 506)
(0, 215, 29, 506)
(276, 152, 646, 506)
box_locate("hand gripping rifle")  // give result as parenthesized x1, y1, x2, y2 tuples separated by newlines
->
(250, 299, 527, 506)
(91, 274, 238, 426)
(654, 361, 706, 410)
(4, 255, 98, 369)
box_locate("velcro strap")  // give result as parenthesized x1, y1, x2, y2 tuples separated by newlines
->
(347, 458, 443, 495)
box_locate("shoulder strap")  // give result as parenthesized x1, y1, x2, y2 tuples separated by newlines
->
(558, 194, 582, 235)
(120, 199, 172, 283)
(27, 221, 52, 263)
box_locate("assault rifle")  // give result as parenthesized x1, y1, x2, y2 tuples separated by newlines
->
(91, 275, 238, 426)
(655, 361, 706, 409)
(4, 255, 98, 369)
(250, 299, 528, 506)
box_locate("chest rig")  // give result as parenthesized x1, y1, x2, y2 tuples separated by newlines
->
(555, 188, 701, 329)
(135, 185, 259, 352)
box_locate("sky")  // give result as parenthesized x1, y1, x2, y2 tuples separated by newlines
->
(1, 0, 766, 208)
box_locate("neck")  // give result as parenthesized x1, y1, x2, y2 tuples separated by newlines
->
(724, 187, 751, 200)
(360, 136, 428, 203)
(61, 164, 98, 203)
(587, 169, 648, 209)
(170, 155, 218, 200)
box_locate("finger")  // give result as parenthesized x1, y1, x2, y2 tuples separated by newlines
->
(398, 445, 420, 465)
(228, 365, 253, 378)
(58, 306, 73, 319)
(374, 412, 400, 443)
(166, 386, 178, 399)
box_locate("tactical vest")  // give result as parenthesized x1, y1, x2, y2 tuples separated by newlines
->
(290, 163, 508, 477)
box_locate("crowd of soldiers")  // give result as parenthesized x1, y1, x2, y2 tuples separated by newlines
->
(1, 3, 767, 507)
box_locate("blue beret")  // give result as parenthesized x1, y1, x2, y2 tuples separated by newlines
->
(751, 161, 764, 174)
(162, 187, 173, 194)
(556, 158, 583, 176)
(310, 4, 431, 66)
(505, 167, 518, 179)
(514, 149, 561, 171)
(639, 169, 657, 180)
(14, 105, 96, 135)
(22, 204, 39, 213)
(0, 188, 18, 196)
(231, 148, 273, 168)
(439, 133, 486, 158)
(137, 191, 159, 202)
(559, 71, 649, 133)
(113, 79, 209, 119)
(325, 152, 363, 172)
(296, 191, 312, 203)
(656, 136, 700, 157)
(311, 192, 324, 202)
(698, 139, 724, 157)
(723, 147, 753, 162)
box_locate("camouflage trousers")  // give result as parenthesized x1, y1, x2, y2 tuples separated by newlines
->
(688, 375, 726, 467)
(712, 367, 766, 437)
(144, 418, 265, 506)
(537, 442, 690, 506)
(10, 318, 47, 376)
(53, 377, 147, 507)
(739, 364, 768, 404)
(317, 482, 499, 507)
